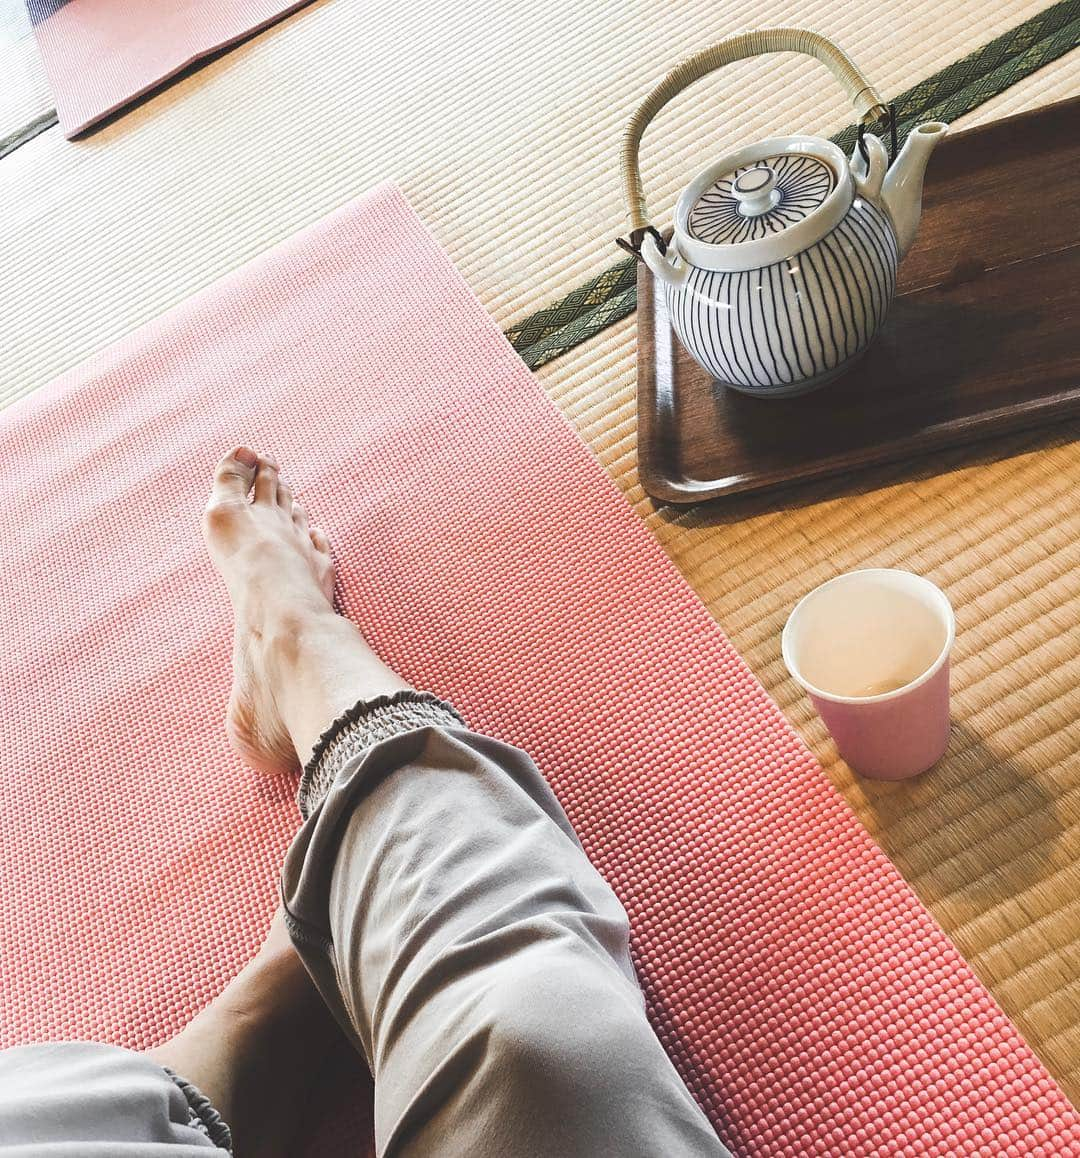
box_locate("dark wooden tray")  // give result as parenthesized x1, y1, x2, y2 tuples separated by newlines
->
(637, 96, 1080, 504)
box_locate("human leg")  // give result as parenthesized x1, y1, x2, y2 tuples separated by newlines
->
(200, 447, 730, 1157)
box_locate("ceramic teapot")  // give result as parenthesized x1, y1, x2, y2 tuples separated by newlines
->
(619, 29, 947, 397)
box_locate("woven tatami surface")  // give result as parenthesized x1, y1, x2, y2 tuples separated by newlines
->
(1, 0, 1077, 1106)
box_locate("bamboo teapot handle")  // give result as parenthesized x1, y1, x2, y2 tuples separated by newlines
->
(620, 28, 886, 249)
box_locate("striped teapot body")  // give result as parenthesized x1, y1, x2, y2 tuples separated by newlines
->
(665, 196, 899, 396)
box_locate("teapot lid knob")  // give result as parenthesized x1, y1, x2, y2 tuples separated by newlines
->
(731, 166, 779, 217)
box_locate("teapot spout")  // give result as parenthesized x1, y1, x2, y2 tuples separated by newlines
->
(881, 121, 948, 259)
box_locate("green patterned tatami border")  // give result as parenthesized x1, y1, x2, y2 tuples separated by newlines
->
(505, 0, 1080, 371)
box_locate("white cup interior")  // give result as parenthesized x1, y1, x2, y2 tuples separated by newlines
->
(782, 570, 954, 702)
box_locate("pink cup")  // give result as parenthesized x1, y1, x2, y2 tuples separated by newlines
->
(781, 569, 955, 780)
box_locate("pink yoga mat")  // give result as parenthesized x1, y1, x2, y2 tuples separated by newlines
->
(29, 0, 313, 137)
(1, 184, 1077, 1156)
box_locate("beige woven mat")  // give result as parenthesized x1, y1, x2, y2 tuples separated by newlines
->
(1, 0, 1077, 1105)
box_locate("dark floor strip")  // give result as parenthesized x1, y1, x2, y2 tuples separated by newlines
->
(0, 109, 58, 161)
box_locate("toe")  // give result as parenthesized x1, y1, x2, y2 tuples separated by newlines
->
(309, 527, 335, 601)
(253, 455, 279, 504)
(210, 446, 258, 504)
(292, 502, 309, 532)
(277, 481, 294, 510)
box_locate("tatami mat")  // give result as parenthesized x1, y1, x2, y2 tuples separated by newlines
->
(1, 0, 1074, 403)
(1, 0, 1077, 1106)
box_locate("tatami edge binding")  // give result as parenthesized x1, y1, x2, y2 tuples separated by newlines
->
(0, 110, 60, 163)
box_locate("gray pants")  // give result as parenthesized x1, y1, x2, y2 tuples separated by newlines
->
(0, 694, 729, 1157)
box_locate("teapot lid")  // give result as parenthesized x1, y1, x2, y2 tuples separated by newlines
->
(688, 152, 835, 244)
(674, 136, 855, 272)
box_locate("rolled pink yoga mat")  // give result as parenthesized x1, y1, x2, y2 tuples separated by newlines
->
(1, 184, 1077, 1155)
(29, 0, 314, 136)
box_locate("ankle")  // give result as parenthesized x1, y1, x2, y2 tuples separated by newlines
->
(232, 591, 410, 768)
(259, 606, 357, 682)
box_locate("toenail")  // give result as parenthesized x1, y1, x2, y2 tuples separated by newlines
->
(235, 447, 258, 467)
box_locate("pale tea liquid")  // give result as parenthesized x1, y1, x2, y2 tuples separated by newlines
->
(793, 586, 946, 700)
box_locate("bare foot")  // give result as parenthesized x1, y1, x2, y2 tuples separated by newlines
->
(203, 447, 336, 775)
(203, 446, 409, 774)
